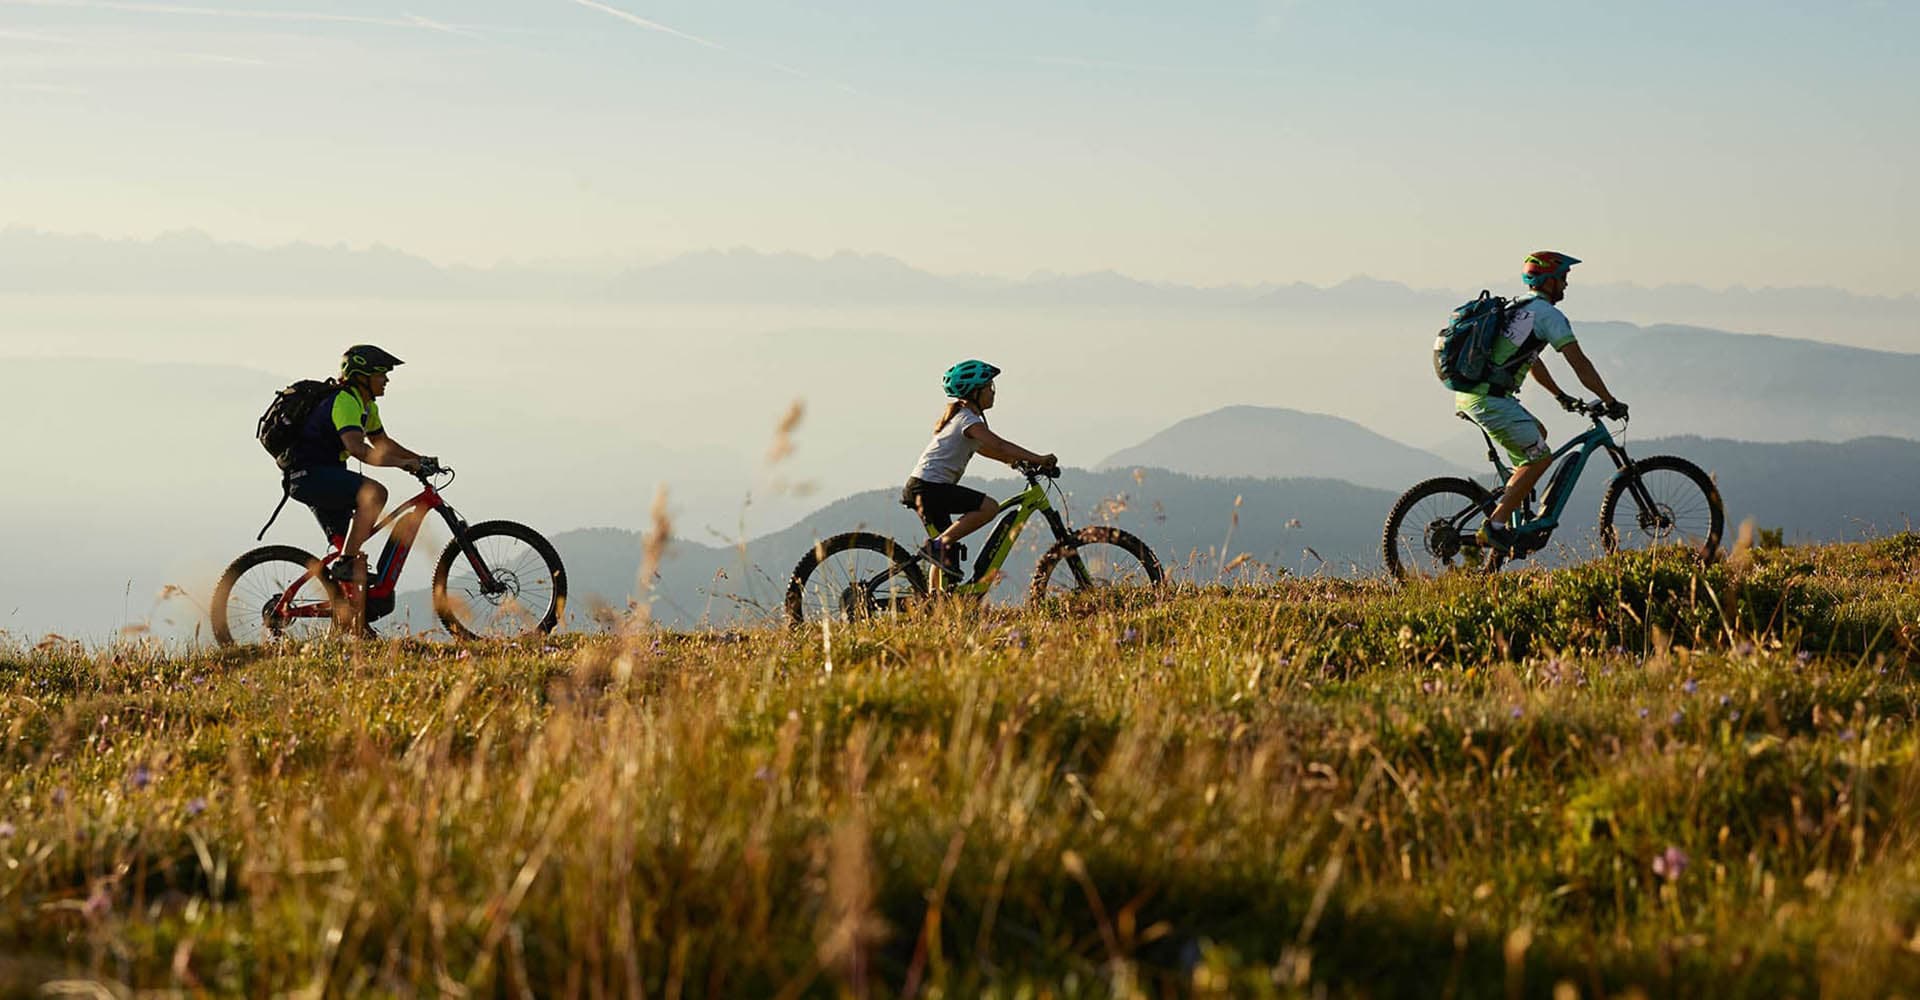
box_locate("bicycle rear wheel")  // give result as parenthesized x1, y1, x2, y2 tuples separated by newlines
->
(211, 545, 341, 647)
(786, 532, 928, 625)
(433, 520, 567, 640)
(1383, 477, 1498, 581)
(1598, 456, 1724, 560)
(1030, 527, 1163, 600)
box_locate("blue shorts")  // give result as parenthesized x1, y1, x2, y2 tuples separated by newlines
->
(286, 465, 367, 539)
(1455, 393, 1551, 466)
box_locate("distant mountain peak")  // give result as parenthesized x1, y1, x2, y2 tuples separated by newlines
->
(1098, 406, 1466, 491)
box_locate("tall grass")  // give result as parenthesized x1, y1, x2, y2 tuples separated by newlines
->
(2, 537, 1919, 996)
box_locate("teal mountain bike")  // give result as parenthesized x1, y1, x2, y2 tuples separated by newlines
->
(785, 462, 1163, 624)
(1383, 399, 1725, 580)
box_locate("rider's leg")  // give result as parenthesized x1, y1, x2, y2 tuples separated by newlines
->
(342, 478, 388, 562)
(1467, 398, 1552, 526)
(1490, 456, 1552, 524)
(938, 495, 998, 545)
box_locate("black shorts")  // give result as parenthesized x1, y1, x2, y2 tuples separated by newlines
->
(900, 478, 990, 531)
(286, 465, 368, 540)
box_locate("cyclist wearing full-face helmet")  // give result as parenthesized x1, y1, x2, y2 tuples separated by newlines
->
(901, 360, 1057, 580)
(284, 345, 435, 583)
(1457, 252, 1628, 552)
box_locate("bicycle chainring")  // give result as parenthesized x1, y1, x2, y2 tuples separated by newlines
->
(1425, 520, 1463, 562)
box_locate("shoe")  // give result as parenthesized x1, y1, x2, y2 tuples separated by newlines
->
(920, 539, 965, 580)
(326, 554, 366, 584)
(1475, 522, 1517, 554)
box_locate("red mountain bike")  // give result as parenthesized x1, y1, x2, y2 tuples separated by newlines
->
(211, 461, 566, 645)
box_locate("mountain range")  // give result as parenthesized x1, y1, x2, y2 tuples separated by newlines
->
(3, 227, 1912, 350)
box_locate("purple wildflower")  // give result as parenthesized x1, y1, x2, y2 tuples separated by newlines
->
(1669, 710, 1685, 725)
(1638, 707, 1650, 719)
(1734, 640, 1755, 657)
(1840, 729, 1857, 742)
(83, 889, 111, 920)
(1510, 705, 1524, 719)
(1796, 650, 1813, 664)
(186, 798, 207, 817)
(1008, 628, 1028, 650)
(51, 788, 67, 806)
(0, 821, 14, 839)
(1682, 679, 1698, 695)
(128, 766, 152, 791)
(1118, 628, 1140, 646)
(1652, 845, 1689, 881)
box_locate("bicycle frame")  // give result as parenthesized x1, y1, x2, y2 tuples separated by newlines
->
(1472, 411, 1639, 539)
(919, 475, 1076, 595)
(274, 476, 499, 621)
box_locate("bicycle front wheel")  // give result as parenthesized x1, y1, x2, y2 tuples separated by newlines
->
(785, 532, 928, 625)
(211, 545, 341, 647)
(433, 520, 567, 640)
(1030, 527, 1163, 600)
(1383, 477, 1498, 581)
(1598, 456, 1724, 560)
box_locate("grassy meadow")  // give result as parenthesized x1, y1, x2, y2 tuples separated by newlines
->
(4, 536, 1920, 996)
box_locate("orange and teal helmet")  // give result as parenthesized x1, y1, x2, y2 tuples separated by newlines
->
(1522, 251, 1581, 288)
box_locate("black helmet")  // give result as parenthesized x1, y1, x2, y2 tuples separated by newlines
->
(341, 345, 404, 380)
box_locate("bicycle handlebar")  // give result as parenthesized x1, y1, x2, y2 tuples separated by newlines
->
(414, 458, 451, 480)
(1015, 460, 1061, 480)
(1565, 398, 1628, 421)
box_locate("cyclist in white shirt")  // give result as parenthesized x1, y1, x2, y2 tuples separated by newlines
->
(901, 360, 1056, 579)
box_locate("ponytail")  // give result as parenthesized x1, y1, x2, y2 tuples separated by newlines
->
(933, 397, 983, 432)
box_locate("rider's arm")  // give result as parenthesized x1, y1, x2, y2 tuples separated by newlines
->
(1556, 343, 1619, 405)
(965, 425, 1056, 467)
(338, 429, 423, 471)
(1528, 359, 1570, 401)
(367, 432, 424, 470)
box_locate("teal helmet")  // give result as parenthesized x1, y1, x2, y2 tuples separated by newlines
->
(942, 359, 1000, 399)
(341, 344, 403, 380)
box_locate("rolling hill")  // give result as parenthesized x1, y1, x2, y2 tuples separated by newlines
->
(1097, 406, 1470, 490)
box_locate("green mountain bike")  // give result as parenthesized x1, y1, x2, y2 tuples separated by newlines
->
(785, 462, 1164, 624)
(1383, 399, 1725, 580)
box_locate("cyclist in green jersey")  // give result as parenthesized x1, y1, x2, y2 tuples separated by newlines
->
(284, 345, 434, 582)
(1460, 252, 1628, 551)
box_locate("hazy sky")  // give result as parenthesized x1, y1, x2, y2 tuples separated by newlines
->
(2, 0, 1916, 292)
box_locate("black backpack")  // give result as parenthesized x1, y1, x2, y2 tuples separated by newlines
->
(256, 379, 336, 470)
(1432, 291, 1532, 395)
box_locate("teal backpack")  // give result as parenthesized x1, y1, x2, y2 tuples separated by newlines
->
(1432, 291, 1529, 395)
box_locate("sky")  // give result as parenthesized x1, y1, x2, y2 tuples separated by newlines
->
(2, 0, 1917, 293)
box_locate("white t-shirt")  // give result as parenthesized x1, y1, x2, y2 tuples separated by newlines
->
(909, 408, 985, 484)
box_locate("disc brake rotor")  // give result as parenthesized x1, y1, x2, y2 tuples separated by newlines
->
(480, 568, 521, 605)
